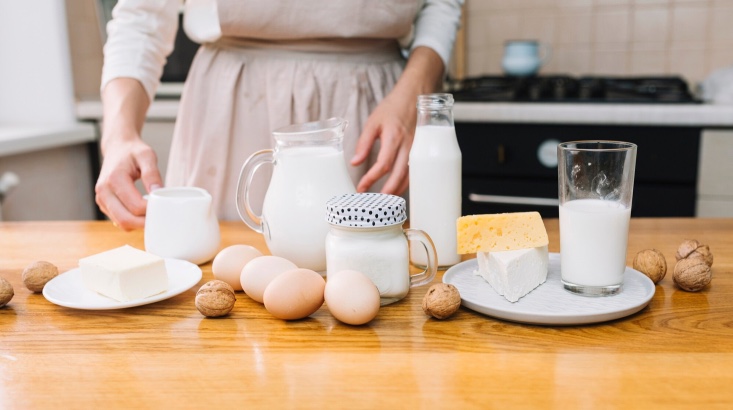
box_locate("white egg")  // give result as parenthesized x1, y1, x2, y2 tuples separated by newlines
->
(212, 245, 263, 291)
(240, 255, 298, 303)
(325, 270, 380, 325)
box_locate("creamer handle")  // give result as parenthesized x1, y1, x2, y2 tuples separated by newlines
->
(236, 149, 274, 233)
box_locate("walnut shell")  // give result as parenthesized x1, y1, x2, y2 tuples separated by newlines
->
(0, 276, 13, 308)
(633, 249, 667, 284)
(422, 283, 461, 320)
(675, 239, 713, 267)
(195, 280, 236, 317)
(632, 249, 667, 284)
(22, 261, 59, 293)
(673, 258, 712, 292)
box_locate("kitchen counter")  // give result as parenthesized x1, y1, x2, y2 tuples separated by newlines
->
(1, 219, 732, 408)
(453, 102, 733, 127)
(76, 99, 179, 121)
(0, 122, 96, 157)
(77, 98, 733, 127)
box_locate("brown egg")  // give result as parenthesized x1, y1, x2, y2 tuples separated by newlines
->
(325, 270, 380, 325)
(263, 269, 325, 320)
(212, 245, 262, 291)
(240, 256, 298, 303)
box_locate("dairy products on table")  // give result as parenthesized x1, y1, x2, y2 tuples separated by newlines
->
(80, 245, 168, 302)
(476, 246, 549, 303)
(457, 212, 550, 302)
(456, 212, 549, 254)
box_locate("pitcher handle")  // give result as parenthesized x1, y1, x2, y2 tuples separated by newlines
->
(405, 229, 438, 288)
(236, 149, 274, 233)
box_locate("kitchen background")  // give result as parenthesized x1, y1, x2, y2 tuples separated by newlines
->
(0, 0, 732, 221)
(463, 0, 733, 87)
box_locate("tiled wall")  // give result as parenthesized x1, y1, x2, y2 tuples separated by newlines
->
(464, 0, 733, 87)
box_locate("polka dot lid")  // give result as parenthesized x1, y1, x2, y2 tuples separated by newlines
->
(326, 193, 407, 227)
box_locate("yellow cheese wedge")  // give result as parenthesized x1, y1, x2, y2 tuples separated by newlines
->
(456, 212, 549, 254)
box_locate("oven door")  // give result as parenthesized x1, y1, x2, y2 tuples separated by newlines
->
(457, 122, 700, 218)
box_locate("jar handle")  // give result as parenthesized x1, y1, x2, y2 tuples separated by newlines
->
(236, 149, 274, 233)
(405, 228, 437, 288)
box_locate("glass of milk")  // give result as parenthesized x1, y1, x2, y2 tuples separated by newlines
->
(558, 141, 637, 296)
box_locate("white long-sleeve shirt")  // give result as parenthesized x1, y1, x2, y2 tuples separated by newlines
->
(102, 0, 464, 101)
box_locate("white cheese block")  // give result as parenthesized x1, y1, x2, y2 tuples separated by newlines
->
(80, 245, 168, 302)
(476, 245, 549, 303)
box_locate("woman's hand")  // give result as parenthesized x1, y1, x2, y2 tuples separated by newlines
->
(96, 78, 160, 230)
(95, 137, 162, 231)
(350, 92, 415, 195)
(350, 46, 445, 195)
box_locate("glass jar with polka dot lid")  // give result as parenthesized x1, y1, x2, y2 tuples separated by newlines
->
(325, 193, 437, 306)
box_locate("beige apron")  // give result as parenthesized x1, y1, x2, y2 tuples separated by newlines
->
(166, 0, 419, 221)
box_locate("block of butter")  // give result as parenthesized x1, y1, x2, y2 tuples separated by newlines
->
(476, 246, 549, 303)
(456, 212, 549, 254)
(80, 245, 168, 302)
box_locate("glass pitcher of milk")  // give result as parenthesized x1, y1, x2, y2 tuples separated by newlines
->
(236, 117, 356, 271)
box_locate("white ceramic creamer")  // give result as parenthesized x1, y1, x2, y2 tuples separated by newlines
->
(145, 187, 220, 265)
(237, 118, 356, 271)
(409, 95, 462, 268)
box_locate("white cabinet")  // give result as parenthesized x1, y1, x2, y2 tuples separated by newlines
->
(0, 123, 97, 221)
(0, 144, 95, 221)
(697, 129, 733, 217)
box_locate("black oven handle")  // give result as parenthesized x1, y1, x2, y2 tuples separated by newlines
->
(468, 193, 559, 207)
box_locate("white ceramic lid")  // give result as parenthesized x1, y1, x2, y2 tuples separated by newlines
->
(325, 193, 406, 227)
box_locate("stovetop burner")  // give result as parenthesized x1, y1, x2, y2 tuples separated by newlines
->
(446, 75, 699, 103)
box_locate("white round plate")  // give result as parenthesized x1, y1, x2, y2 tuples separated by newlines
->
(42, 258, 202, 310)
(443, 253, 655, 325)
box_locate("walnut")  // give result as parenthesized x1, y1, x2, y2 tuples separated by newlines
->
(22, 261, 59, 293)
(673, 258, 712, 292)
(0, 276, 13, 307)
(675, 239, 713, 267)
(632, 249, 667, 284)
(195, 280, 236, 317)
(422, 283, 461, 320)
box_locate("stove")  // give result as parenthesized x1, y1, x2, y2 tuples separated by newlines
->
(446, 75, 698, 103)
(449, 75, 701, 218)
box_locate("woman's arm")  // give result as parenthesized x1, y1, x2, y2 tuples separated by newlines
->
(350, 0, 464, 194)
(96, 0, 179, 230)
(350, 46, 444, 195)
(95, 78, 162, 230)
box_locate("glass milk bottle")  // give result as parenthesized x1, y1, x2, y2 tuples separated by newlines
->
(409, 94, 462, 268)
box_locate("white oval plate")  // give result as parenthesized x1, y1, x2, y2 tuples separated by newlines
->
(42, 258, 202, 310)
(443, 253, 655, 325)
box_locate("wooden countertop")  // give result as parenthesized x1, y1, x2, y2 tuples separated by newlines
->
(1, 219, 732, 408)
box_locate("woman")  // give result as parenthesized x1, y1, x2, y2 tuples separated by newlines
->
(96, 0, 463, 230)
